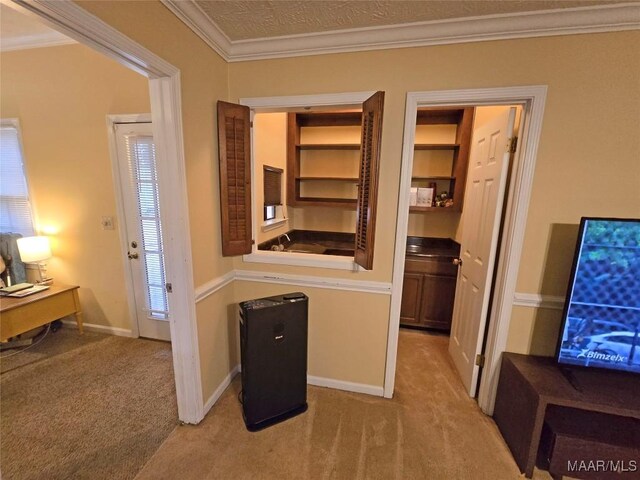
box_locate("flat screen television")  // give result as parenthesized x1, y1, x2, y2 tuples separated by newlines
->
(556, 217, 640, 375)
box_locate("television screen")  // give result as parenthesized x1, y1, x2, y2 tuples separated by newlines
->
(556, 217, 640, 374)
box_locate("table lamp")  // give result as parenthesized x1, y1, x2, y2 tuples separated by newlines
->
(17, 235, 52, 284)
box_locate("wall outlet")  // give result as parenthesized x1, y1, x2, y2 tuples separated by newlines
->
(101, 216, 115, 230)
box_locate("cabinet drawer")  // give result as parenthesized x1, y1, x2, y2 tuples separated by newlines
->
(404, 258, 457, 276)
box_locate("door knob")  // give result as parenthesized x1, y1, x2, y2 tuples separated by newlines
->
(128, 252, 139, 260)
(453, 257, 463, 266)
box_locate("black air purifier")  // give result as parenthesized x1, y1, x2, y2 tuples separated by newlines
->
(239, 292, 308, 431)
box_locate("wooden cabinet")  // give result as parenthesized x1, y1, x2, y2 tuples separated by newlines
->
(410, 107, 474, 213)
(420, 274, 457, 330)
(287, 112, 362, 208)
(400, 256, 458, 331)
(400, 273, 423, 325)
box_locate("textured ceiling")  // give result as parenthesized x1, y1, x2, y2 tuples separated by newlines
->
(195, 0, 624, 40)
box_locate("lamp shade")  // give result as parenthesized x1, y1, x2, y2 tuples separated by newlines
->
(17, 236, 52, 263)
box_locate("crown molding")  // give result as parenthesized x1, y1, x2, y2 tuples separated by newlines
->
(161, 0, 231, 61)
(0, 31, 76, 52)
(162, 2, 640, 62)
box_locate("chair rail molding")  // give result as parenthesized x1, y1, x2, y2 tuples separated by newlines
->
(513, 292, 565, 310)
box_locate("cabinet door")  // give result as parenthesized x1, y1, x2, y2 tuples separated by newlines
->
(400, 273, 423, 325)
(420, 274, 456, 330)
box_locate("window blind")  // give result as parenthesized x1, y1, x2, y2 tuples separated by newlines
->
(263, 165, 283, 206)
(0, 124, 35, 236)
(124, 134, 169, 320)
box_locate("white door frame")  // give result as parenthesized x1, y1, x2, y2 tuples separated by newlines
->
(386, 86, 547, 414)
(7, 0, 203, 424)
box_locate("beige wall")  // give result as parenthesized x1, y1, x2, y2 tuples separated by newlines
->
(234, 281, 390, 387)
(229, 32, 640, 362)
(0, 43, 150, 330)
(76, 0, 234, 403)
(69, 0, 640, 400)
(253, 112, 290, 244)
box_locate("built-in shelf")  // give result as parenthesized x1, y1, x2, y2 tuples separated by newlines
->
(297, 144, 360, 150)
(411, 176, 455, 182)
(297, 176, 359, 183)
(414, 143, 460, 150)
(294, 197, 357, 208)
(409, 206, 457, 212)
(288, 111, 362, 208)
(409, 107, 474, 214)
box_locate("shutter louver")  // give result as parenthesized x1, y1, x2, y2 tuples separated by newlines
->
(354, 91, 385, 270)
(263, 166, 283, 206)
(0, 125, 35, 236)
(217, 101, 252, 256)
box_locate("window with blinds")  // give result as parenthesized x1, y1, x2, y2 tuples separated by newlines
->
(264, 165, 283, 221)
(263, 165, 283, 206)
(124, 135, 169, 320)
(0, 121, 35, 236)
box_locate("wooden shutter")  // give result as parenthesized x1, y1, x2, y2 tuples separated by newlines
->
(263, 166, 283, 206)
(217, 101, 252, 256)
(354, 91, 385, 270)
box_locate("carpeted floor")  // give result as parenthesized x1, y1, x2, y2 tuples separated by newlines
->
(1, 327, 177, 480)
(0, 327, 107, 374)
(134, 329, 554, 479)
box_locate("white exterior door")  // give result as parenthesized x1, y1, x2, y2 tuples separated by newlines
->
(448, 107, 517, 396)
(114, 122, 170, 341)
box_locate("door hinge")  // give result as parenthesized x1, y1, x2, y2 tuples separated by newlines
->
(475, 354, 485, 367)
(250, 121, 253, 128)
(165, 283, 173, 293)
(508, 136, 518, 154)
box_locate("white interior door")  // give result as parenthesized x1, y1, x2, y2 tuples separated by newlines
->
(114, 122, 170, 341)
(448, 107, 517, 396)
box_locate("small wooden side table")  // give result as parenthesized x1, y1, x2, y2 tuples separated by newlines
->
(0, 284, 82, 342)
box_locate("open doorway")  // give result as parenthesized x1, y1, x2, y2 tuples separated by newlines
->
(386, 87, 547, 414)
(2, 0, 202, 423)
(397, 104, 522, 393)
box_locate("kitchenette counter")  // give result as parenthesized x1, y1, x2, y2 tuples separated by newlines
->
(405, 236, 460, 259)
(258, 230, 355, 256)
(401, 236, 460, 331)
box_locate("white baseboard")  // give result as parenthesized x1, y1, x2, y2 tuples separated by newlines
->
(61, 319, 133, 337)
(201, 364, 383, 416)
(203, 364, 241, 415)
(307, 375, 384, 397)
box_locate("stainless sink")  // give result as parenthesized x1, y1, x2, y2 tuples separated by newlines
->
(284, 242, 327, 254)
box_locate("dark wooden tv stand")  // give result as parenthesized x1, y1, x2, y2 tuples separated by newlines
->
(493, 353, 640, 478)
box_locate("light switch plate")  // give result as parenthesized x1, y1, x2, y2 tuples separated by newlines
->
(101, 216, 115, 230)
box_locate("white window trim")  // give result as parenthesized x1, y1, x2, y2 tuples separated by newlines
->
(0, 118, 37, 236)
(261, 211, 287, 231)
(242, 92, 375, 272)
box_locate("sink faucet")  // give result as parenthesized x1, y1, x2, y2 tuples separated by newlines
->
(278, 234, 291, 245)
